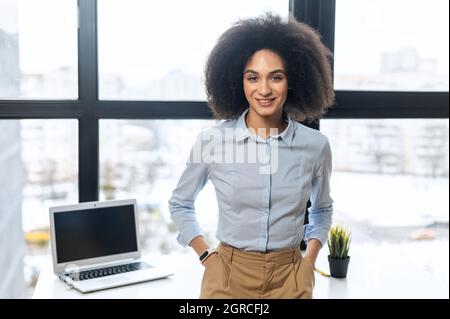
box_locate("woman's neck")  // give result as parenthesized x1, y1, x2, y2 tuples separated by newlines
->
(245, 109, 288, 139)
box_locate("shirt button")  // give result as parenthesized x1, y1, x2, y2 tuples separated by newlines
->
(266, 189, 269, 193)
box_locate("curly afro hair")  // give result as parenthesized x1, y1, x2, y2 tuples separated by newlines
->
(205, 13, 334, 122)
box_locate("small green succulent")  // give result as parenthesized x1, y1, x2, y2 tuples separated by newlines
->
(328, 225, 351, 259)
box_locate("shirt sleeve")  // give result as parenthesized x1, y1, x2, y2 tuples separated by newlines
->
(303, 137, 333, 247)
(168, 133, 209, 247)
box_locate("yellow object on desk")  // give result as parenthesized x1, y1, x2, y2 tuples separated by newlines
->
(314, 267, 330, 277)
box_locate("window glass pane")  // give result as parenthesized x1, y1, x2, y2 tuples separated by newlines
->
(320, 119, 449, 290)
(0, 120, 78, 298)
(0, 0, 78, 99)
(100, 119, 217, 253)
(98, 0, 289, 100)
(334, 0, 449, 91)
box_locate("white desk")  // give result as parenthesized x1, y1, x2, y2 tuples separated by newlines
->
(32, 251, 202, 299)
(32, 243, 449, 299)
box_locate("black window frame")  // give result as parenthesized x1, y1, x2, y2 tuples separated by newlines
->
(0, 0, 448, 202)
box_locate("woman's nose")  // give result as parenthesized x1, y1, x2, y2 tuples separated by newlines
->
(258, 80, 272, 96)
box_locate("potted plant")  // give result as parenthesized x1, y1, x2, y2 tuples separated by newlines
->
(327, 225, 351, 278)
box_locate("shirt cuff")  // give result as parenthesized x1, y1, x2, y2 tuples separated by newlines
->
(303, 224, 329, 248)
(176, 223, 204, 247)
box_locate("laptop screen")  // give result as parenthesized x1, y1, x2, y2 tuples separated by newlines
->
(54, 205, 138, 263)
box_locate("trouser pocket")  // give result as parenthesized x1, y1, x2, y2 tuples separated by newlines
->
(294, 258, 315, 299)
(200, 252, 231, 298)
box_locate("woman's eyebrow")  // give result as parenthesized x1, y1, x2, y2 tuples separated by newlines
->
(244, 69, 286, 75)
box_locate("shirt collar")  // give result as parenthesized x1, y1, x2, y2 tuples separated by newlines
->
(235, 109, 296, 147)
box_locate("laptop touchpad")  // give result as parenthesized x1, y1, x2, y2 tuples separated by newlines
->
(100, 276, 129, 285)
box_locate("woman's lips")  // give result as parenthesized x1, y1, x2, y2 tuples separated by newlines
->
(256, 97, 276, 107)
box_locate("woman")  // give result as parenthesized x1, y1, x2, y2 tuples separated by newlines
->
(168, 13, 334, 299)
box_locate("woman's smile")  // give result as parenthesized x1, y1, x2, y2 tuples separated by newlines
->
(255, 97, 277, 107)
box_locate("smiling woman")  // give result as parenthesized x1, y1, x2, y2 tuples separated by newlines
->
(169, 13, 335, 299)
(205, 13, 334, 123)
(243, 50, 289, 135)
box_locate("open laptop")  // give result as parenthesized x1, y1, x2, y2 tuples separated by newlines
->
(49, 199, 174, 293)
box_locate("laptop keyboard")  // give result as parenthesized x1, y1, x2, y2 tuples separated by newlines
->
(66, 262, 151, 281)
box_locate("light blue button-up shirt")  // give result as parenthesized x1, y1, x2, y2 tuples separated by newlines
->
(168, 109, 333, 252)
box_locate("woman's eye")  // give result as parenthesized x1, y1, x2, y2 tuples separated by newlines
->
(247, 76, 257, 81)
(272, 75, 284, 81)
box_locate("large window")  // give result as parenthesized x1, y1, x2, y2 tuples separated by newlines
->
(98, 0, 289, 100)
(0, 120, 78, 297)
(334, 0, 449, 91)
(0, 0, 448, 298)
(321, 119, 449, 286)
(321, 119, 449, 229)
(99, 120, 219, 253)
(0, 0, 78, 99)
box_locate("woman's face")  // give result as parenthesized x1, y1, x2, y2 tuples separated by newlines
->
(243, 49, 288, 121)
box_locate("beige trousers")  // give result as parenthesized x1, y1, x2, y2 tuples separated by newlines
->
(200, 243, 315, 299)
